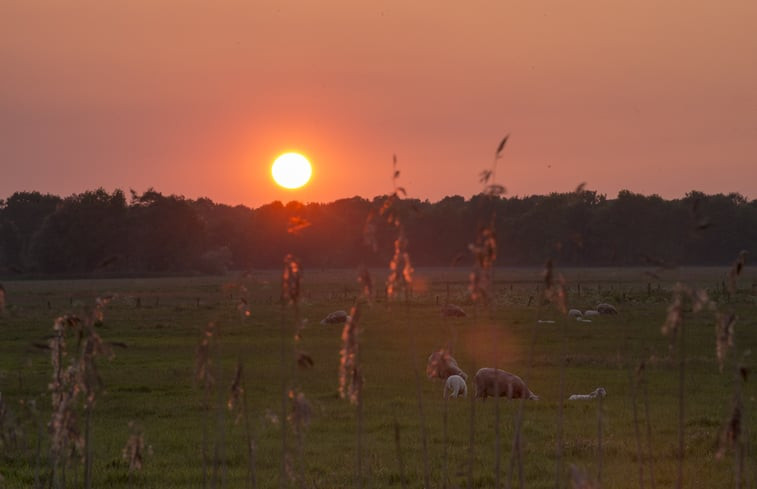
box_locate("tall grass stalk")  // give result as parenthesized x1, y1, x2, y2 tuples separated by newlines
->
(413, 362, 430, 489)
(676, 322, 686, 489)
(640, 363, 657, 489)
(393, 413, 407, 489)
(596, 388, 603, 484)
(278, 300, 289, 489)
(630, 365, 645, 489)
(555, 316, 566, 489)
(507, 299, 541, 489)
(442, 396, 449, 489)
(468, 387, 476, 489)
(355, 339, 363, 489)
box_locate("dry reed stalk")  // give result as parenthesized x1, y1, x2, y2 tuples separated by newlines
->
(413, 361, 431, 489)
(195, 321, 217, 489)
(227, 360, 257, 489)
(122, 420, 151, 489)
(279, 254, 302, 489)
(596, 390, 603, 484)
(468, 388, 476, 489)
(393, 413, 407, 489)
(727, 250, 747, 294)
(46, 302, 114, 489)
(287, 389, 312, 489)
(541, 259, 568, 489)
(638, 362, 657, 489)
(338, 305, 362, 405)
(630, 365, 645, 489)
(716, 312, 737, 373)
(716, 360, 749, 489)
(661, 284, 716, 489)
(18, 398, 43, 489)
(569, 464, 601, 488)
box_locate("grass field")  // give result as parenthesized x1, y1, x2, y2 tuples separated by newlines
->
(0, 266, 756, 488)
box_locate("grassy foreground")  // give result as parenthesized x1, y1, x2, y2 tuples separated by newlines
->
(0, 267, 755, 488)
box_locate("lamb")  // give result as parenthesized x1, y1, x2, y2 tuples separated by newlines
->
(426, 349, 467, 380)
(474, 368, 539, 400)
(584, 310, 600, 317)
(596, 303, 618, 315)
(444, 374, 468, 399)
(568, 309, 583, 318)
(441, 303, 467, 317)
(568, 387, 607, 401)
(320, 310, 351, 325)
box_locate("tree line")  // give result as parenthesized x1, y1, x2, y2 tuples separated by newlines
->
(0, 188, 754, 277)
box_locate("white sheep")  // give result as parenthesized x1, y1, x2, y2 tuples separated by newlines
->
(568, 387, 607, 401)
(568, 309, 583, 318)
(596, 303, 618, 315)
(320, 310, 351, 325)
(474, 368, 539, 400)
(444, 374, 468, 399)
(441, 303, 467, 317)
(584, 310, 600, 317)
(426, 350, 467, 380)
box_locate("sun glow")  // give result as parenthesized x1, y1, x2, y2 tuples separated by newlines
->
(271, 152, 312, 189)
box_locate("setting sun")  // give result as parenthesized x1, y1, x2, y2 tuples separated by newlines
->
(271, 152, 312, 189)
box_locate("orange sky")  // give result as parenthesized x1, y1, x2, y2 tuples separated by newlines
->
(2, 1, 756, 208)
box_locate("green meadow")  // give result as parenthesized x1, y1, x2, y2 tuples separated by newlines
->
(0, 267, 755, 488)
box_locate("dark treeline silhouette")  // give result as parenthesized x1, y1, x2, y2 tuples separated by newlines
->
(0, 188, 754, 276)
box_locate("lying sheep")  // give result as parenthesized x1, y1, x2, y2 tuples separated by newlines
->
(584, 310, 600, 317)
(568, 309, 583, 318)
(441, 303, 467, 317)
(444, 374, 468, 399)
(568, 387, 607, 401)
(474, 368, 539, 400)
(596, 303, 618, 315)
(320, 310, 351, 325)
(426, 349, 467, 380)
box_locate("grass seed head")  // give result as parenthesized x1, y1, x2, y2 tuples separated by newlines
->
(358, 266, 374, 301)
(339, 305, 363, 404)
(570, 464, 601, 488)
(469, 225, 497, 303)
(282, 254, 302, 304)
(195, 322, 216, 390)
(728, 250, 748, 293)
(287, 389, 312, 434)
(227, 361, 244, 420)
(662, 284, 685, 337)
(715, 312, 736, 373)
(386, 230, 413, 299)
(122, 421, 148, 472)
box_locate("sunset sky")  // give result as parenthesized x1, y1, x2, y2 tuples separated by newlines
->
(2, 1, 756, 208)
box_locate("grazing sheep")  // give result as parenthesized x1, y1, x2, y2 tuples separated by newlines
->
(596, 303, 618, 315)
(441, 303, 467, 317)
(426, 349, 467, 380)
(320, 310, 351, 325)
(474, 368, 539, 400)
(584, 310, 600, 317)
(568, 309, 583, 318)
(444, 374, 468, 399)
(568, 387, 607, 401)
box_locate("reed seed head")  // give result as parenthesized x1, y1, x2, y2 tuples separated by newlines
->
(338, 304, 363, 404)
(282, 254, 302, 304)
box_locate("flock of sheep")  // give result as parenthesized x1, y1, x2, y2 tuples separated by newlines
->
(321, 302, 615, 402)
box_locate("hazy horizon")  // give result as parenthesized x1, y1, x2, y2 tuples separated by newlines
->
(3, 1, 756, 208)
